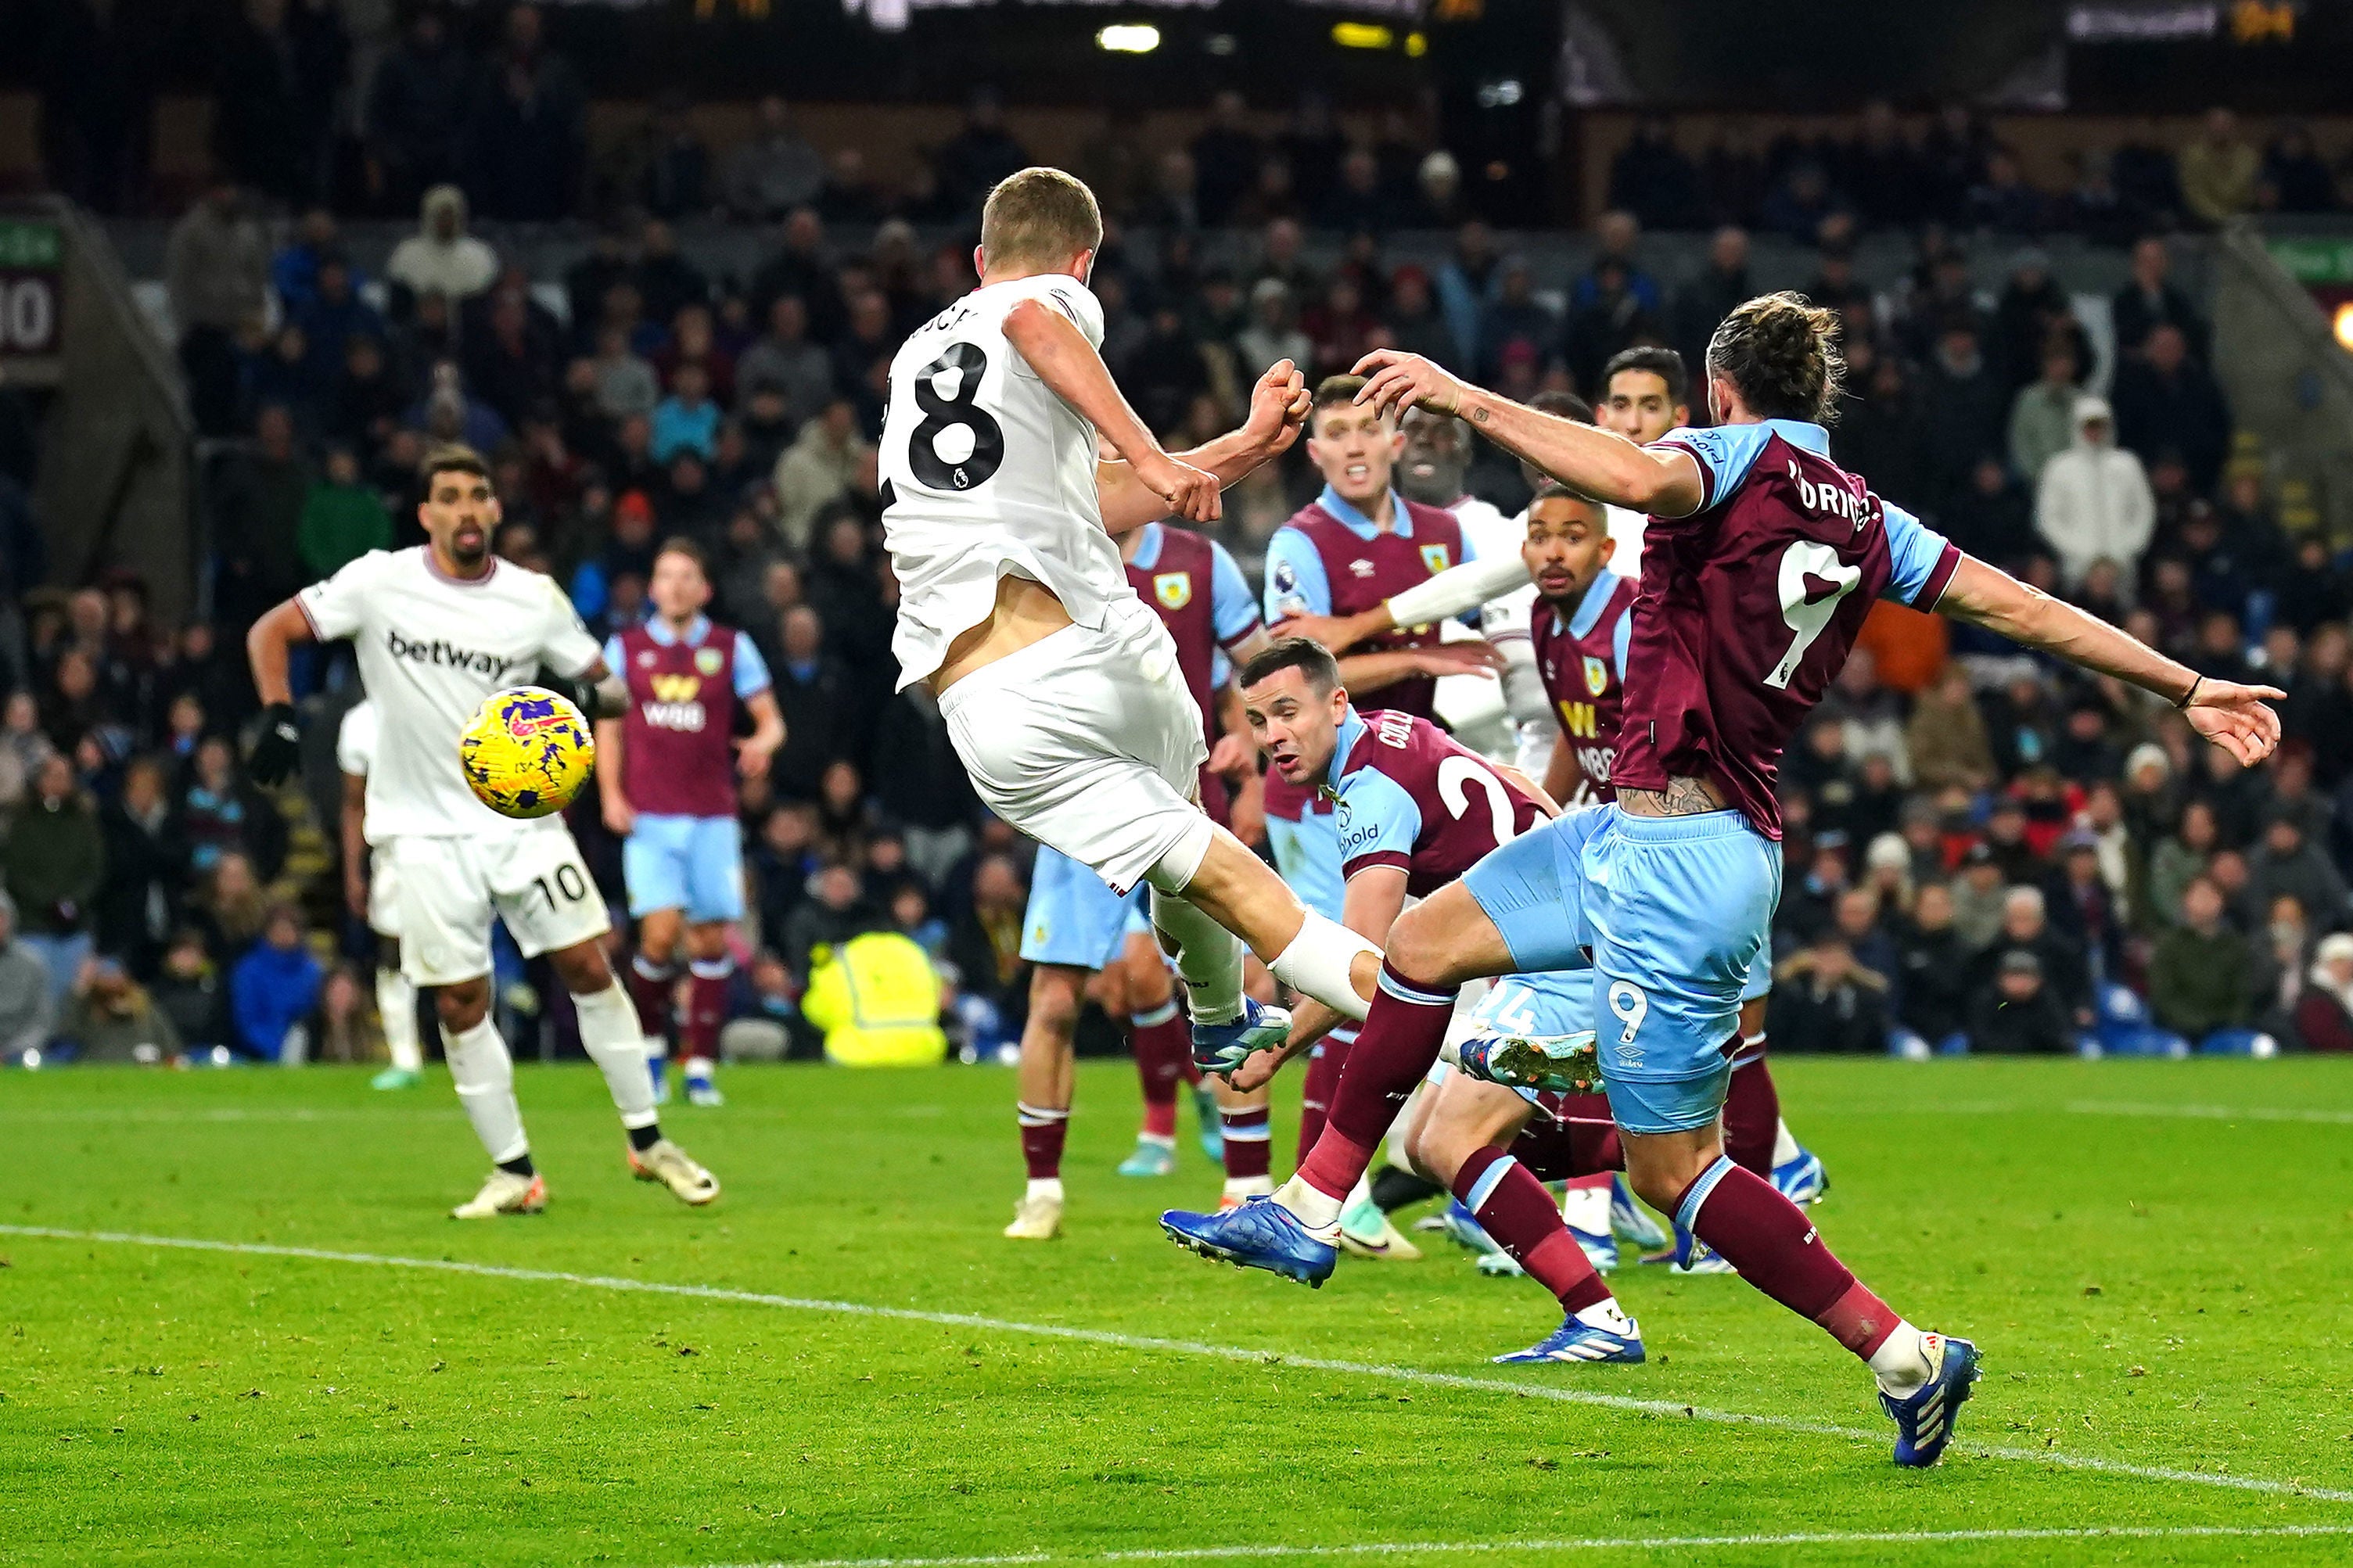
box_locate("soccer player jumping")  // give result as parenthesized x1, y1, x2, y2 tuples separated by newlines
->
(879, 169, 1384, 1087)
(1166, 293, 2280, 1466)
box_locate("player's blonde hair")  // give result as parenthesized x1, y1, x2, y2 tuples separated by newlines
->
(979, 168, 1103, 271)
(1705, 292, 1845, 425)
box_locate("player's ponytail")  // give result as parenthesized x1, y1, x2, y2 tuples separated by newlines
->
(1705, 292, 1845, 425)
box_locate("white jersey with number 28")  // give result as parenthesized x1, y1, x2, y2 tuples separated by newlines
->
(880, 272, 1138, 692)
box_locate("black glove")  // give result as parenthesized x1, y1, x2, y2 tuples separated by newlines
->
(540, 670, 605, 719)
(250, 702, 302, 785)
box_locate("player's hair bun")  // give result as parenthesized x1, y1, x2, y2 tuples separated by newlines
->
(1705, 292, 1847, 425)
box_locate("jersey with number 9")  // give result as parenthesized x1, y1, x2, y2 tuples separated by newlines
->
(1612, 420, 1960, 840)
(879, 272, 1132, 695)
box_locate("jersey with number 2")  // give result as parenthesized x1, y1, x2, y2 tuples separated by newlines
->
(1333, 710, 1547, 899)
(1614, 418, 1960, 841)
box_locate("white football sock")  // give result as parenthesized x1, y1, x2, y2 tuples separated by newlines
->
(1269, 913, 1377, 1021)
(376, 967, 422, 1073)
(1026, 1177, 1064, 1203)
(1272, 1173, 1345, 1235)
(1869, 1322, 1935, 1397)
(440, 1016, 528, 1164)
(1559, 1176, 1612, 1238)
(1575, 1297, 1636, 1334)
(573, 983, 660, 1131)
(1151, 888, 1245, 1025)
(1223, 1175, 1274, 1200)
(1772, 1118, 1802, 1168)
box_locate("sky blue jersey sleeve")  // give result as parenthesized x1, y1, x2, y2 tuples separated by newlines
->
(1335, 770, 1423, 877)
(731, 630, 773, 696)
(1649, 423, 1777, 513)
(601, 633, 625, 677)
(1880, 501, 1963, 609)
(1209, 540, 1264, 645)
(1611, 601, 1634, 678)
(1264, 526, 1331, 621)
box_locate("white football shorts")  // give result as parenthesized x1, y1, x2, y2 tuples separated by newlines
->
(388, 829, 612, 985)
(367, 848, 403, 941)
(939, 593, 1212, 897)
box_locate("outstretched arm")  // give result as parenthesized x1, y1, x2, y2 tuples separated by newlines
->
(1095, 360, 1312, 536)
(1277, 553, 1536, 651)
(1002, 296, 1221, 526)
(1939, 554, 2281, 766)
(1352, 349, 1706, 516)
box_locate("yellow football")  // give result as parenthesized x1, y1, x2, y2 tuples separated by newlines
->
(458, 685, 595, 820)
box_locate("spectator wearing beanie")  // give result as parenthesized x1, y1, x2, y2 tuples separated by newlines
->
(1967, 949, 2075, 1054)
(2035, 396, 2154, 589)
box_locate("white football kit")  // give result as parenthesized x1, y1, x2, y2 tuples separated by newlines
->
(299, 548, 612, 985)
(1432, 492, 1535, 764)
(881, 274, 1209, 895)
(334, 699, 402, 938)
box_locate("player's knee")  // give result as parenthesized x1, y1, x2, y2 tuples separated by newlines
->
(1387, 902, 1466, 984)
(1027, 967, 1085, 1033)
(1128, 961, 1173, 1012)
(436, 981, 490, 1032)
(1622, 1143, 1709, 1215)
(548, 942, 612, 996)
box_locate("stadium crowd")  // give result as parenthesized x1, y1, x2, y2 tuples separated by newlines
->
(5, 56, 2353, 1067)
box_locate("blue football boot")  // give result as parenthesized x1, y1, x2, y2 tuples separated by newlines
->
(1192, 998, 1292, 1076)
(1610, 1174, 1671, 1251)
(1773, 1146, 1829, 1206)
(1117, 1137, 1177, 1177)
(1192, 1082, 1224, 1163)
(1493, 1312, 1647, 1365)
(1456, 1029, 1601, 1094)
(1641, 1222, 1736, 1275)
(1161, 1195, 1337, 1287)
(1881, 1334, 1982, 1467)
(1439, 1199, 1500, 1255)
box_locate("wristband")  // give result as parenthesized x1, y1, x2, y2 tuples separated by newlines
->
(2175, 675, 2204, 709)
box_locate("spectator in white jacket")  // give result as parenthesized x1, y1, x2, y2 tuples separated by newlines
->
(385, 185, 499, 303)
(2035, 395, 2154, 589)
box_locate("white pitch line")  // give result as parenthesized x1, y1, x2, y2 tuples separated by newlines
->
(700, 1523, 2353, 1568)
(4, 1224, 2348, 1506)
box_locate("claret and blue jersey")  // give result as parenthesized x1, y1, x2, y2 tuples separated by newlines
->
(1263, 486, 1476, 920)
(1459, 418, 1958, 1136)
(605, 614, 773, 924)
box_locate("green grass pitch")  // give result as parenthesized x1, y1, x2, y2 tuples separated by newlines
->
(5, 1056, 2351, 1566)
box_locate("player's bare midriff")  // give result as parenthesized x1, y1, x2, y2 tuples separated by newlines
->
(930, 573, 1075, 694)
(1617, 773, 1730, 817)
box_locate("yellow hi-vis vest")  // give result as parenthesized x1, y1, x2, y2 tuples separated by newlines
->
(803, 931, 948, 1067)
